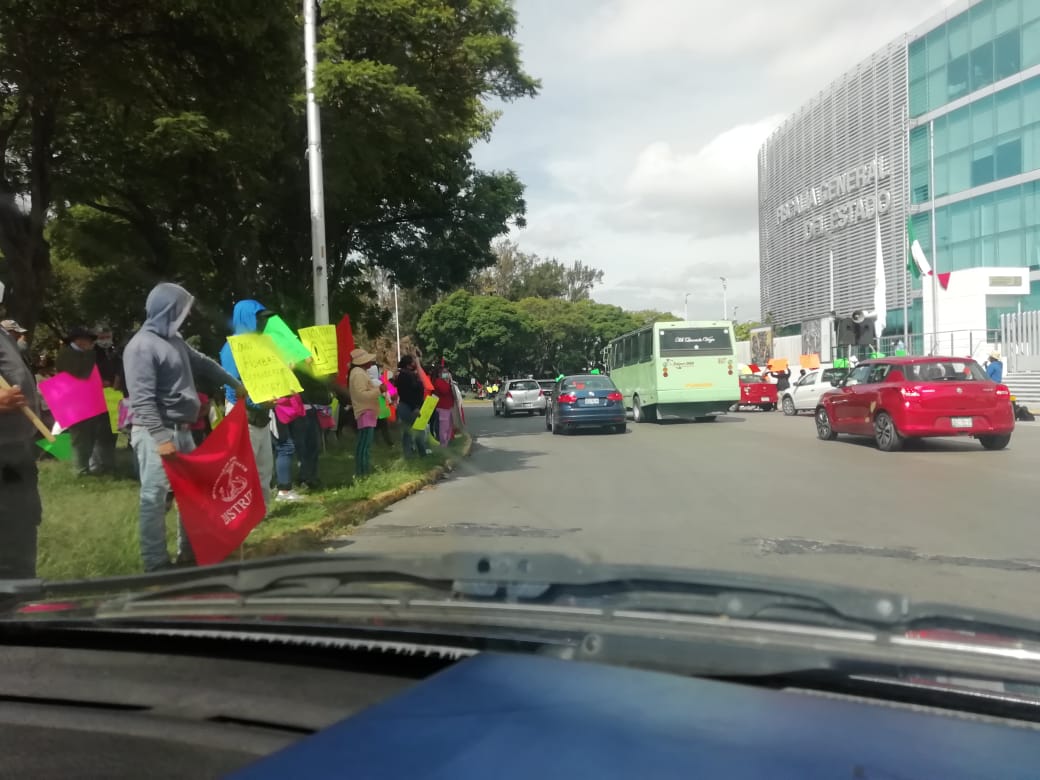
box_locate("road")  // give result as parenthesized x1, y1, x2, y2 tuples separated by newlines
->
(339, 403, 1040, 615)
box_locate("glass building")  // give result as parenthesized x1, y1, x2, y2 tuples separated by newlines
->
(759, 0, 1040, 347)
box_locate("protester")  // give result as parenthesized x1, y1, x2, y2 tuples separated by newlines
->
(292, 365, 332, 490)
(348, 347, 382, 478)
(123, 282, 246, 572)
(56, 325, 117, 476)
(395, 355, 426, 458)
(769, 366, 792, 398)
(0, 326, 43, 578)
(272, 393, 306, 502)
(986, 351, 1004, 383)
(0, 319, 29, 357)
(432, 367, 456, 447)
(219, 300, 277, 506)
(368, 361, 394, 447)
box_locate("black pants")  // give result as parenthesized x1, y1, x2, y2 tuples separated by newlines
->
(0, 460, 41, 579)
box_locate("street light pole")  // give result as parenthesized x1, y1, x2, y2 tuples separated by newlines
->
(393, 283, 401, 364)
(304, 0, 330, 326)
(684, 292, 690, 321)
(720, 277, 728, 320)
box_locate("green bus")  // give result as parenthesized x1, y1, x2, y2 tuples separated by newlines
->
(603, 321, 740, 422)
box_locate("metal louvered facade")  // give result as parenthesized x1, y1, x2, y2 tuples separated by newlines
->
(758, 39, 910, 327)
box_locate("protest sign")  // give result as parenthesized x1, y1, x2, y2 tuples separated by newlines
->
(163, 403, 266, 566)
(382, 371, 397, 397)
(38, 366, 107, 429)
(767, 358, 789, 372)
(227, 334, 303, 403)
(378, 394, 391, 420)
(412, 395, 438, 431)
(36, 433, 72, 462)
(298, 325, 337, 376)
(416, 363, 435, 395)
(104, 388, 123, 433)
(799, 354, 821, 370)
(263, 315, 311, 365)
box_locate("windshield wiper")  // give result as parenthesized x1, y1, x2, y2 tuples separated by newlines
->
(5, 552, 1040, 639)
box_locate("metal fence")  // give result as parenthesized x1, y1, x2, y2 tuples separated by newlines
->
(827, 329, 1000, 363)
(1000, 311, 1040, 373)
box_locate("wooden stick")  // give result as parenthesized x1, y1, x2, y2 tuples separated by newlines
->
(0, 375, 56, 442)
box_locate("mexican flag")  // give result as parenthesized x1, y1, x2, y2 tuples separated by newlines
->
(906, 217, 951, 290)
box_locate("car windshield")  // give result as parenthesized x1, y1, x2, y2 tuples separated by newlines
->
(561, 376, 615, 391)
(7, 0, 1039, 706)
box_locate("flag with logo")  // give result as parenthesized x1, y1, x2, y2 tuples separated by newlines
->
(162, 402, 266, 565)
(906, 217, 951, 290)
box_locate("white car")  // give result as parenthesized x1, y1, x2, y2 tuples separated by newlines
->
(780, 367, 850, 415)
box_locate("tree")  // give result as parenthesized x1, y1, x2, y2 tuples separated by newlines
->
(564, 260, 604, 301)
(2, 0, 539, 335)
(416, 289, 535, 376)
(733, 321, 764, 341)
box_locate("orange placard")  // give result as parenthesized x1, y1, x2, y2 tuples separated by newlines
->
(799, 354, 821, 369)
(767, 358, 788, 372)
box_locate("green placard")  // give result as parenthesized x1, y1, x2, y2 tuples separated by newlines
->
(37, 432, 72, 461)
(263, 315, 312, 365)
(833, 358, 848, 368)
(590, 369, 600, 375)
(870, 352, 885, 359)
(895, 349, 908, 356)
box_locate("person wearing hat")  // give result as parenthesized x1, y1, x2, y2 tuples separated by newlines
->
(347, 347, 382, 478)
(0, 319, 29, 358)
(986, 350, 1004, 383)
(56, 326, 116, 476)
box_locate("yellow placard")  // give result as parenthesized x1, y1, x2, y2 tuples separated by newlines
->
(767, 358, 789, 372)
(412, 395, 439, 431)
(104, 388, 122, 433)
(227, 333, 303, 403)
(799, 354, 821, 369)
(298, 325, 337, 376)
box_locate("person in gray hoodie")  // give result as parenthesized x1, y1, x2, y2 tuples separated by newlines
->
(123, 283, 246, 572)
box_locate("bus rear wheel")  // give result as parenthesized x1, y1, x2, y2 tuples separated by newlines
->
(633, 395, 657, 423)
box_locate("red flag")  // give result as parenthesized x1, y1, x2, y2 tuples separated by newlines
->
(162, 403, 266, 566)
(336, 314, 356, 385)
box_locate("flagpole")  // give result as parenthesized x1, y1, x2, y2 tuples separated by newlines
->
(901, 105, 909, 349)
(393, 283, 401, 364)
(929, 119, 939, 355)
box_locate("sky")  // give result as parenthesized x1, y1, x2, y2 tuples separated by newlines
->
(472, 0, 954, 321)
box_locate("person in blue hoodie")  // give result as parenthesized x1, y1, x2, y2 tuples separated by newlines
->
(219, 300, 278, 506)
(123, 283, 245, 572)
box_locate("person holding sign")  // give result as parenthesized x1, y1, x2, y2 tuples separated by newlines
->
(56, 325, 116, 476)
(219, 300, 280, 505)
(395, 355, 426, 458)
(348, 348, 382, 478)
(0, 324, 43, 578)
(123, 283, 246, 572)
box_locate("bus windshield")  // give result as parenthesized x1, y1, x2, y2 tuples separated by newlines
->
(658, 327, 733, 357)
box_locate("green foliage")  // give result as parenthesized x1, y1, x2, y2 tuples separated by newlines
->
(471, 240, 605, 302)
(0, 0, 538, 338)
(417, 289, 645, 377)
(733, 321, 763, 341)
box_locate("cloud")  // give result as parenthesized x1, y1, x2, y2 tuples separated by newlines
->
(618, 115, 784, 237)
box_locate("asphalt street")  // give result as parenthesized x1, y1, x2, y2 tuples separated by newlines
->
(340, 403, 1040, 616)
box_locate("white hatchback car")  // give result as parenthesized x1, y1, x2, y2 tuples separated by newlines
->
(780, 367, 850, 415)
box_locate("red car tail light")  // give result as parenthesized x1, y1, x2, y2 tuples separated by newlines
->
(607, 391, 623, 401)
(558, 393, 578, 404)
(995, 385, 1010, 397)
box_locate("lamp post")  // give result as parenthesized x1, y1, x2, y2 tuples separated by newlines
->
(304, 0, 330, 325)
(683, 292, 691, 321)
(720, 277, 728, 320)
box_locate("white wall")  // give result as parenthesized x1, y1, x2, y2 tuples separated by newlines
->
(922, 266, 1028, 359)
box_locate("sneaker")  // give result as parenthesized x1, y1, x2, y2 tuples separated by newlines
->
(275, 489, 304, 502)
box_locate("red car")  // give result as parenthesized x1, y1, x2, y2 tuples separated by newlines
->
(815, 357, 1014, 451)
(737, 374, 778, 411)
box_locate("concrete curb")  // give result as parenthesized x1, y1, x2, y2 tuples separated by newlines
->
(243, 433, 474, 559)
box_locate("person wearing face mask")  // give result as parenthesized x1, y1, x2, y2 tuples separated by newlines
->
(431, 367, 456, 448)
(93, 324, 124, 393)
(56, 325, 116, 477)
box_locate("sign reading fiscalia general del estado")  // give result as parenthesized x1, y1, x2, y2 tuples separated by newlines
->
(775, 156, 892, 242)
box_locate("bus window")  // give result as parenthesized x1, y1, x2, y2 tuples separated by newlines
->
(658, 327, 732, 357)
(638, 330, 652, 363)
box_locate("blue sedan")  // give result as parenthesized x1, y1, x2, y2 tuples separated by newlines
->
(545, 375, 627, 435)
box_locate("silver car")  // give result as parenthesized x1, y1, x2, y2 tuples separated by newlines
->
(493, 379, 547, 416)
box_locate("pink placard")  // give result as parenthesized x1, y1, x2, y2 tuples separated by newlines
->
(38, 366, 107, 428)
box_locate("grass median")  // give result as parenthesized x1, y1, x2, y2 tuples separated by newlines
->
(37, 429, 468, 581)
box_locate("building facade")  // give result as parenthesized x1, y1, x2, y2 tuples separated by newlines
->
(759, 0, 1040, 356)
